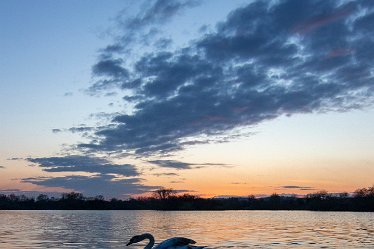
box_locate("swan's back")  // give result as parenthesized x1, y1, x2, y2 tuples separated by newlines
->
(154, 237, 205, 249)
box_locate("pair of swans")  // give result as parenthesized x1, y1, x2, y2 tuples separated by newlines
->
(127, 233, 205, 249)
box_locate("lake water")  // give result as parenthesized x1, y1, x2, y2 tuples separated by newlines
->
(0, 210, 373, 248)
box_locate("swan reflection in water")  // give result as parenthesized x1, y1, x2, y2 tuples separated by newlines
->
(127, 233, 206, 249)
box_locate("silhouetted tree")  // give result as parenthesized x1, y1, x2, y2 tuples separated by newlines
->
(354, 186, 374, 198)
(306, 190, 329, 200)
(1, 185, 374, 211)
(37, 194, 49, 202)
(153, 188, 174, 200)
(61, 192, 84, 200)
(94, 195, 105, 201)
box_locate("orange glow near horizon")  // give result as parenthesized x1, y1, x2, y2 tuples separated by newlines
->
(1, 111, 373, 199)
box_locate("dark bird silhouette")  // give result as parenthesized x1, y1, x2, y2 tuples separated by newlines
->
(126, 233, 206, 249)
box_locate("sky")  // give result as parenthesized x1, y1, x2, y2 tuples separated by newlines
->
(1, 0, 374, 199)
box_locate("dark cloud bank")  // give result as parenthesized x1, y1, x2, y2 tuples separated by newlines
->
(84, 0, 374, 157)
(22, 175, 155, 198)
(24, 155, 156, 197)
(26, 0, 374, 197)
(27, 155, 138, 177)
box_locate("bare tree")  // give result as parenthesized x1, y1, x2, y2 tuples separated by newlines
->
(153, 188, 174, 200)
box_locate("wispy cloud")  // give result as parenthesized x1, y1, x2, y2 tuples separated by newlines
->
(124, 0, 199, 30)
(64, 92, 73, 97)
(68, 126, 94, 134)
(89, 0, 201, 93)
(52, 126, 94, 134)
(279, 185, 316, 191)
(148, 160, 230, 169)
(152, 172, 179, 177)
(170, 180, 185, 184)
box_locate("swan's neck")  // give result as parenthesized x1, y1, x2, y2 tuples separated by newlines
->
(142, 233, 155, 249)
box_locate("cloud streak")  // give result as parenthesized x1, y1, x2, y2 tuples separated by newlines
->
(148, 160, 229, 170)
(279, 185, 316, 191)
(152, 172, 179, 177)
(52, 126, 94, 134)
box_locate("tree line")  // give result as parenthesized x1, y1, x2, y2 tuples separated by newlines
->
(0, 186, 373, 211)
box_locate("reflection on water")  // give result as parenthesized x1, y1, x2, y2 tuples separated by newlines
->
(0, 210, 373, 248)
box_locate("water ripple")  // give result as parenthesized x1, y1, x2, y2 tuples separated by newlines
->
(0, 210, 373, 248)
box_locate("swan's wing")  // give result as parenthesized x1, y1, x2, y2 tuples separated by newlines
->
(154, 237, 196, 249)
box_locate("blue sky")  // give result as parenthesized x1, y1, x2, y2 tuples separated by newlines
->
(1, 0, 373, 198)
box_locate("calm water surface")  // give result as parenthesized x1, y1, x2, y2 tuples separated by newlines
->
(0, 210, 373, 248)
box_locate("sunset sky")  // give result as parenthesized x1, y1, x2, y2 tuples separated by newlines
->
(1, 0, 373, 198)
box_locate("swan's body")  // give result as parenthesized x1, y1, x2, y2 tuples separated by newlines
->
(127, 233, 206, 249)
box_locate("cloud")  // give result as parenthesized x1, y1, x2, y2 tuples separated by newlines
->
(22, 174, 157, 198)
(52, 126, 94, 134)
(80, 0, 374, 156)
(64, 92, 73, 97)
(92, 59, 129, 78)
(148, 160, 193, 169)
(153, 172, 179, 177)
(280, 185, 316, 191)
(68, 126, 94, 134)
(0, 188, 20, 192)
(169, 180, 185, 184)
(173, 189, 195, 193)
(125, 0, 199, 30)
(27, 155, 139, 177)
(89, 59, 129, 91)
(89, 0, 201, 93)
(148, 160, 230, 169)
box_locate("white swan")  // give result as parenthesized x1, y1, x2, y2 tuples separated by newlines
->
(126, 233, 206, 249)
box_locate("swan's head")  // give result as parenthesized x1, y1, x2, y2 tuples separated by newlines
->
(126, 235, 143, 246)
